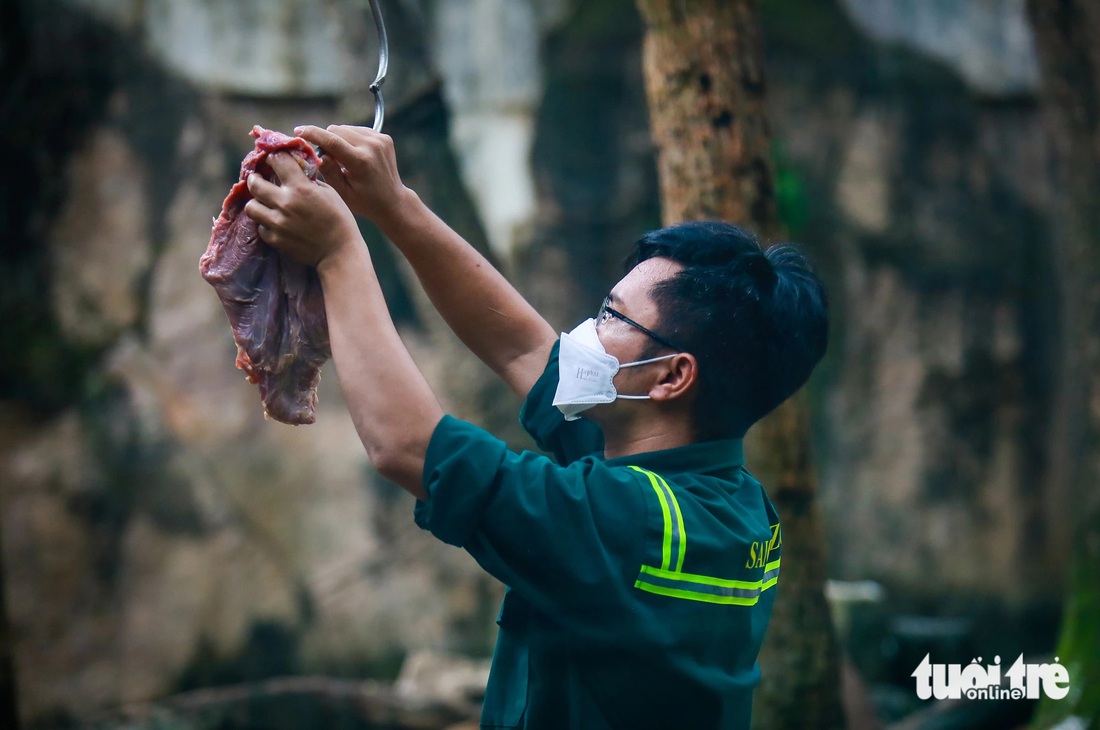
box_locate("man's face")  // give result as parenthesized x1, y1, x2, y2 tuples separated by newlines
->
(594, 256, 683, 398)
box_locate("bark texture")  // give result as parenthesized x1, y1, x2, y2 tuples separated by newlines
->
(1026, 0, 1100, 725)
(634, 1, 843, 728)
(635, 0, 777, 229)
(747, 398, 844, 729)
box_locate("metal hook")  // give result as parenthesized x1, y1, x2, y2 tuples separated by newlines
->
(367, 0, 389, 132)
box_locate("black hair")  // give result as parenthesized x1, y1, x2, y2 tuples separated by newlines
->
(624, 221, 828, 439)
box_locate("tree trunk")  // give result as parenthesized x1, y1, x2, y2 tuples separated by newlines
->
(634, 0, 777, 230)
(633, 2, 844, 728)
(1026, 0, 1100, 725)
(746, 397, 844, 730)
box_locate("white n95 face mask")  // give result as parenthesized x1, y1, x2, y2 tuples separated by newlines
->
(552, 318, 678, 421)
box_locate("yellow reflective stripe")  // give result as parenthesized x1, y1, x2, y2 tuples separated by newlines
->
(654, 471, 687, 572)
(762, 558, 781, 590)
(634, 580, 759, 606)
(629, 466, 674, 571)
(629, 466, 687, 572)
(628, 465, 780, 606)
(639, 564, 761, 590)
(635, 564, 780, 605)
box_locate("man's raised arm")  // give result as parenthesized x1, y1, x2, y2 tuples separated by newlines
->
(295, 124, 557, 399)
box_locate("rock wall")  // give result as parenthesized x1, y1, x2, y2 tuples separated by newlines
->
(1, 2, 504, 726)
(763, 0, 1064, 609)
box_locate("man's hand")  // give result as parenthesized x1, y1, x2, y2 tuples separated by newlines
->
(294, 124, 408, 223)
(290, 122, 557, 399)
(245, 152, 362, 270)
(248, 148, 440, 497)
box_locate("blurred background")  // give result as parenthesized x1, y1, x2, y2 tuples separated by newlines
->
(1, 0, 1096, 728)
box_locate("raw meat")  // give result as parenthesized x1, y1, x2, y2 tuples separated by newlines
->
(200, 125, 330, 425)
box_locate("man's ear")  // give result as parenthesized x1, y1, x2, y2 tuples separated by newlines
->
(649, 353, 698, 402)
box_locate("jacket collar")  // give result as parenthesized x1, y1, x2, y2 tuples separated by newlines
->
(602, 438, 744, 477)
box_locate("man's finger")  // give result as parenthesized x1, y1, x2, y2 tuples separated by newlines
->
(295, 125, 359, 163)
(244, 198, 278, 229)
(256, 223, 274, 244)
(330, 124, 379, 146)
(267, 152, 308, 185)
(247, 173, 287, 207)
(318, 156, 350, 195)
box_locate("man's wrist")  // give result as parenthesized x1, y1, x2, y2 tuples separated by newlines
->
(373, 186, 423, 238)
(316, 232, 369, 281)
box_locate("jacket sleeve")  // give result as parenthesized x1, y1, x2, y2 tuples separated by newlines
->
(414, 415, 652, 636)
(518, 339, 605, 465)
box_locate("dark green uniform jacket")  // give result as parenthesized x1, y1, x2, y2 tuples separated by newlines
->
(415, 342, 782, 729)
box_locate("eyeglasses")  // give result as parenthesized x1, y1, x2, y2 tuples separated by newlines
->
(596, 296, 684, 352)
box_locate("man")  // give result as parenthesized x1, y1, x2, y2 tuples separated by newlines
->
(244, 123, 828, 729)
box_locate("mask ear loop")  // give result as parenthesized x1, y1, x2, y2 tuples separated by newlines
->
(613, 353, 680, 399)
